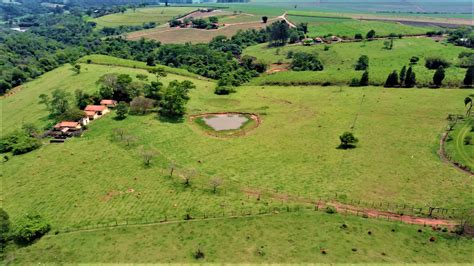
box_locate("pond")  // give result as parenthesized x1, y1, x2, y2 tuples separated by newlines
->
(202, 114, 249, 131)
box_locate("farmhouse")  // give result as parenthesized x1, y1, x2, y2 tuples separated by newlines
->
(54, 121, 81, 131)
(100, 99, 118, 108)
(84, 105, 109, 120)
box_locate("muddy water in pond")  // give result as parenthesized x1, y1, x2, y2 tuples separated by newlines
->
(203, 114, 249, 131)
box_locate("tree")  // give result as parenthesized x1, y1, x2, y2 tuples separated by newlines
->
(355, 55, 369, 70)
(463, 66, 473, 86)
(297, 23, 308, 35)
(208, 16, 218, 24)
(359, 71, 369, 86)
(268, 21, 290, 46)
(262, 16, 268, 23)
(0, 80, 12, 95)
(115, 102, 129, 120)
(144, 81, 163, 101)
(339, 132, 359, 148)
(399, 66, 407, 85)
(354, 33, 363, 40)
(465, 97, 472, 116)
(210, 177, 223, 193)
(12, 213, 50, 244)
(70, 64, 81, 74)
(366, 29, 376, 39)
(290, 52, 324, 71)
(425, 57, 450, 69)
(130, 96, 155, 115)
(146, 56, 156, 66)
(158, 80, 195, 118)
(182, 169, 196, 186)
(384, 70, 399, 87)
(38, 94, 51, 110)
(49, 89, 71, 117)
(404, 66, 417, 88)
(75, 89, 96, 110)
(0, 208, 10, 244)
(139, 146, 158, 167)
(57, 108, 85, 122)
(433, 66, 445, 87)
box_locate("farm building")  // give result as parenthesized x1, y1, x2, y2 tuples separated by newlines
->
(100, 99, 118, 108)
(84, 105, 109, 120)
(54, 121, 81, 131)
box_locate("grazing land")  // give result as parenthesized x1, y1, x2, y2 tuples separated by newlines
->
(2, 60, 472, 233)
(91, 6, 196, 28)
(444, 117, 474, 172)
(245, 38, 470, 86)
(286, 14, 439, 38)
(6, 211, 473, 263)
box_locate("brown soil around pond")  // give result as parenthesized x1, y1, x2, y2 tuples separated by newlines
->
(189, 112, 261, 138)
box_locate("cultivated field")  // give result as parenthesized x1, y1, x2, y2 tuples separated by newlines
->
(245, 38, 470, 86)
(91, 6, 196, 28)
(286, 14, 439, 38)
(127, 19, 278, 43)
(8, 211, 473, 263)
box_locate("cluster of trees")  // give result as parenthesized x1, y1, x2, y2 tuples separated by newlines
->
(0, 210, 50, 246)
(100, 22, 157, 36)
(169, 16, 219, 30)
(289, 52, 324, 71)
(385, 65, 417, 88)
(0, 123, 42, 156)
(96, 72, 195, 118)
(447, 27, 474, 48)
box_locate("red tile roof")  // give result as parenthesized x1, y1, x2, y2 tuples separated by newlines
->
(54, 121, 79, 129)
(85, 105, 106, 112)
(100, 99, 117, 105)
(85, 111, 97, 116)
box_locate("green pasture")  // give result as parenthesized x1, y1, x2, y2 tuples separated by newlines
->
(91, 6, 196, 28)
(7, 211, 473, 263)
(1, 60, 472, 234)
(445, 117, 474, 171)
(244, 37, 470, 86)
(287, 14, 438, 38)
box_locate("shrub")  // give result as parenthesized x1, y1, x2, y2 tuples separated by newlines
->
(0, 131, 41, 155)
(355, 55, 369, 71)
(325, 206, 337, 214)
(349, 78, 360, 87)
(12, 214, 51, 245)
(214, 86, 235, 95)
(0, 208, 10, 243)
(290, 52, 324, 71)
(464, 136, 472, 145)
(425, 57, 450, 69)
(130, 96, 155, 115)
(339, 132, 358, 148)
(410, 56, 420, 64)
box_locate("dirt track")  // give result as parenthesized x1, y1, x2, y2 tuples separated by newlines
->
(243, 189, 460, 228)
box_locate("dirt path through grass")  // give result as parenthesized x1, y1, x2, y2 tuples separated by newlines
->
(242, 189, 459, 228)
(438, 121, 474, 176)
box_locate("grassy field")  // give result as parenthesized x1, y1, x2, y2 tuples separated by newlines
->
(6, 211, 473, 263)
(445, 117, 474, 171)
(91, 6, 196, 28)
(244, 38, 470, 87)
(2, 59, 472, 232)
(286, 14, 438, 38)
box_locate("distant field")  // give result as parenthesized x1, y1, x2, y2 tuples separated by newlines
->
(9, 211, 473, 263)
(244, 38, 470, 87)
(127, 18, 279, 44)
(286, 14, 438, 38)
(91, 6, 196, 28)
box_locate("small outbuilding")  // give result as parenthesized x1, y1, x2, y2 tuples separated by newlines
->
(84, 105, 109, 119)
(100, 99, 118, 108)
(54, 121, 82, 131)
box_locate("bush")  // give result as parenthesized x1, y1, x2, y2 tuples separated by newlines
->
(0, 208, 10, 243)
(214, 86, 236, 95)
(12, 214, 50, 245)
(349, 78, 360, 87)
(410, 56, 420, 64)
(425, 57, 450, 69)
(0, 131, 41, 155)
(339, 131, 358, 148)
(355, 55, 369, 71)
(290, 52, 324, 71)
(464, 136, 472, 145)
(325, 206, 337, 214)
